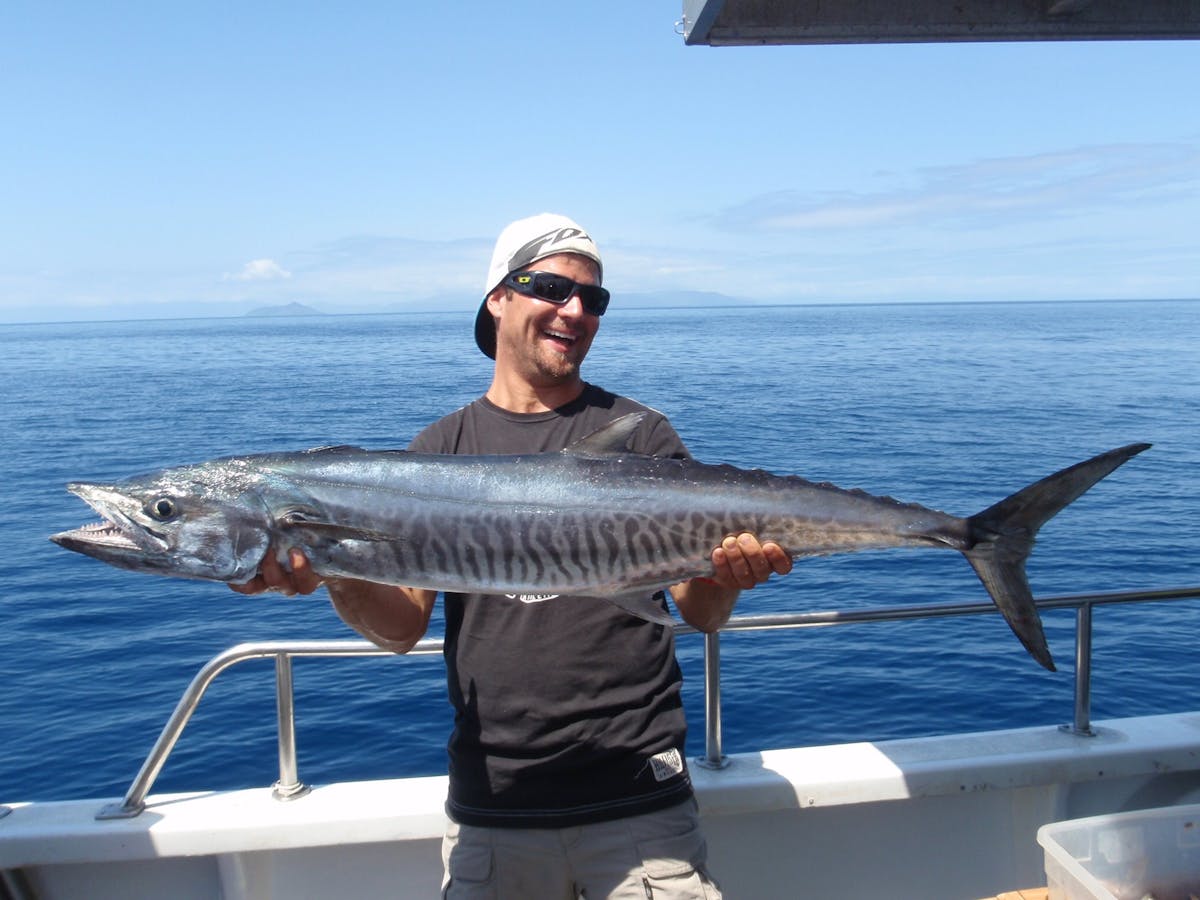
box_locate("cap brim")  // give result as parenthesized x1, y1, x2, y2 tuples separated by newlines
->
(474, 299, 496, 359)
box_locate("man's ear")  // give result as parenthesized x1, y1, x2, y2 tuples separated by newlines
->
(485, 287, 505, 318)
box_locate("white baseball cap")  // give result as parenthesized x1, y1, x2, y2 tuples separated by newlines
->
(474, 213, 603, 359)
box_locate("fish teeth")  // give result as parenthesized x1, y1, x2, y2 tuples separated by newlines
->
(79, 520, 119, 534)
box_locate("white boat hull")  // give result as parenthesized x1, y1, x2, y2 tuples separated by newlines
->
(5, 712, 1200, 899)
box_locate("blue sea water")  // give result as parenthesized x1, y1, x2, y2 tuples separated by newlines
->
(2, 300, 1198, 804)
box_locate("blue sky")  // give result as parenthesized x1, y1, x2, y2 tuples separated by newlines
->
(3, 2, 1198, 322)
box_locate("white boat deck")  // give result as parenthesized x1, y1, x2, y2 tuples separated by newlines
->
(5, 712, 1200, 899)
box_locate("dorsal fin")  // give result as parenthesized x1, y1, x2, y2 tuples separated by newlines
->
(563, 413, 646, 457)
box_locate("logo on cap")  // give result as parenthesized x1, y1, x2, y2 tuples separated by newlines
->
(508, 227, 591, 273)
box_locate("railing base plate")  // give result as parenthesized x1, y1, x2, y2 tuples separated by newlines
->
(272, 781, 312, 802)
(95, 801, 145, 821)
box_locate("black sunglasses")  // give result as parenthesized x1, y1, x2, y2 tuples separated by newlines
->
(503, 271, 610, 317)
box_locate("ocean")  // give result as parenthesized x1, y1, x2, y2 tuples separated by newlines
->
(2, 300, 1198, 804)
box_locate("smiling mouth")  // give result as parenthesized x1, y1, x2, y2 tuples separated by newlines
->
(542, 328, 580, 349)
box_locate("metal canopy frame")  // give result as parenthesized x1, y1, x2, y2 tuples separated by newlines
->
(680, 0, 1200, 45)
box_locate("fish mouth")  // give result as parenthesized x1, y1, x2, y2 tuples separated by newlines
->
(51, 483, 168, 555)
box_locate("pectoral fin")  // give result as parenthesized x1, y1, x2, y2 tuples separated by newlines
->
(601, 590, 678, 626)
(276, 508, 396, 543)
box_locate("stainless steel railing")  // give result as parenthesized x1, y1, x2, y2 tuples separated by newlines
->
(95, 585, 1200, 820)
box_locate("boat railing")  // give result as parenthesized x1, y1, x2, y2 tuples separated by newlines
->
(95, 585, 1200, 820)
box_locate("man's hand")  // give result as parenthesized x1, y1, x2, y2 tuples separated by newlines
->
(708, 532, 793, 591)
(227, 546, 435, 653)
(228, 548, 324, 597)
(671, 533, 793, 632)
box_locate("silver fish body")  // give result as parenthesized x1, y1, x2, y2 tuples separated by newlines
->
(51, 414, 1151, 670)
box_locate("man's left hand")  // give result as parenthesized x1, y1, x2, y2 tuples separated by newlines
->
(708, 532, 793, 591)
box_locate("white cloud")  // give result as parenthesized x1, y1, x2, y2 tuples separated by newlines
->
(714, 142, 1200, 234)
(227, 258, 292, 281)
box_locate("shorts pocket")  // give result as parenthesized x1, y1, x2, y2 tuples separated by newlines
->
(443, 840, 494, 898)
(637, 827, 721, 899)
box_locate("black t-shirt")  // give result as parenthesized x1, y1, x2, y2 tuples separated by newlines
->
(408, 384, 695, 827)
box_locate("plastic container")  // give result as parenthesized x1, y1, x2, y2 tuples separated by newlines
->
(1037, 803, 1200, 899)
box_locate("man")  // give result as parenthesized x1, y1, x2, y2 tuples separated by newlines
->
(234, 213, 792, 898)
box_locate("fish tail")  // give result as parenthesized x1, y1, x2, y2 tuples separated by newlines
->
(963, 442, 1151, 671)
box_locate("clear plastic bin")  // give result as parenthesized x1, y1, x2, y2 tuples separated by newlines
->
(1037, 803, 1200, 900)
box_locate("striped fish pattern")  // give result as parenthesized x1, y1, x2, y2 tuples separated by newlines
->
(51, 414, 1149, 670)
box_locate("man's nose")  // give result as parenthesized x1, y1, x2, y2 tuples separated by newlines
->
(557, 293, 587, 318)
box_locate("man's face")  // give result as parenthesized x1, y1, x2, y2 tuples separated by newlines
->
(489, 253, 602, 385)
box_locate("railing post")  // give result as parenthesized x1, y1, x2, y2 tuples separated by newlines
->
(1060, 602, 1096, 737)
(697, 631, 730, 769)
(272, 653, 311, 800)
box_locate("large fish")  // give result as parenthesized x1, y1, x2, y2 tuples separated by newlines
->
(51, 414, 1149, 670)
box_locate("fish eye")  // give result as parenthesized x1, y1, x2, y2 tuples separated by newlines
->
(148, 497, 178, 520)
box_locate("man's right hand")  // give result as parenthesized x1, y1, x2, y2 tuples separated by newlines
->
(228, 547, 325, 597)
(228, 547, 437, 654)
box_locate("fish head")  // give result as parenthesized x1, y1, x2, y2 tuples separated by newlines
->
(50, 463, 274, 583)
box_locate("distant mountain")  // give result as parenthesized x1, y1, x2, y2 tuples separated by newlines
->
(619, 290, 747, 308)
(244, 301, 326, 318)
(240, 290, 749, 319)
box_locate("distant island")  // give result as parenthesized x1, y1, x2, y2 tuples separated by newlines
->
(620, 290, 746, 308)
(243, 301, 325, 318)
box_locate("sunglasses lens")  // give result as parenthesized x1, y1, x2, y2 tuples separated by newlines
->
(531, 273, 574, 303)
(577, 286, 610, 317)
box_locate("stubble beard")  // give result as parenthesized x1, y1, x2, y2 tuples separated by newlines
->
(529, 343, 584, 385)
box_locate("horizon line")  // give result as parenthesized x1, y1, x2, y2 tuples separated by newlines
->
(0, 295, 1196, 328)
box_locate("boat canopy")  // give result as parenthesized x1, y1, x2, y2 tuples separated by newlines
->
(679, 0, 1200, 45)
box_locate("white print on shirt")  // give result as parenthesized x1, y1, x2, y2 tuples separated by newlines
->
(506, 593, 560, 603)
(648, 748, 684, 782)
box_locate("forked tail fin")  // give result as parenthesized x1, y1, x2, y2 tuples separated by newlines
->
(964, 442, 1151, 671)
